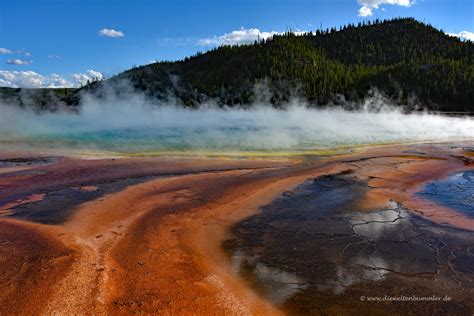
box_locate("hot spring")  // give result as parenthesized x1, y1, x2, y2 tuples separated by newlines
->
(1, 97, 473, 155)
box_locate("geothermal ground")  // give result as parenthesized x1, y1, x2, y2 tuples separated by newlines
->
(0, 143, 473, 315)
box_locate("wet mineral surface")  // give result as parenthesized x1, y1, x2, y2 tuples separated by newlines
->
(225, 172, 474, 315)
(418, 170, 474, 218)
(4, 176, 154, 224)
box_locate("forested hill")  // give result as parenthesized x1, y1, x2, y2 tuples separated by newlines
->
(111, 18, 474, 111)
(3, 18, 474, 111)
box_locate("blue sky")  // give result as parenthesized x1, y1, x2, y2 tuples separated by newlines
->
(0, 0, 473, 88)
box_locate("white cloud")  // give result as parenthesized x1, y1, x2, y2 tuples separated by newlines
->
(0, 69, 103, 88)
(358, 5, 374, 17)
(98, 28, 124, 38)
(0, 48, 12, 54)
(71, 69, 104, 86)
(0, 71, 69, 88)
(198, 27, 305, 46)
(6, 59, 33, 65)
(357, 0, 414, 17)
(16, 49, 32, 57)
(43, 74, 72, 88)
(447, 31, 474, 42)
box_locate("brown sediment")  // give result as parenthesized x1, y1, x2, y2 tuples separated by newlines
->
(105, 164, 348, 315)
(0, 154, 313, 314)
(0, 143, 472, 314)
(0, 219, 76, 315)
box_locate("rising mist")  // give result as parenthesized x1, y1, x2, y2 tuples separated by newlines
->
(0, 90, 473, 153)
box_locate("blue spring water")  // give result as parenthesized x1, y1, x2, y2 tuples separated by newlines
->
(418, 170, 474, 217)
(2, 126, 365, 153)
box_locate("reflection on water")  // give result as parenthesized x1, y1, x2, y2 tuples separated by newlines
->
(351, 207, 418, 241)
(319, 206, 411, 294)
(318, 260, 388, 295)
(418, 170, 474, 217)
(225, 173, 474, 314)
(230, 249, 308, 305)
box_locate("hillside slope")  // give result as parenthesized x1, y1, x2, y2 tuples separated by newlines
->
(2, 18, 473, 111)
(110, 18, 474, 111)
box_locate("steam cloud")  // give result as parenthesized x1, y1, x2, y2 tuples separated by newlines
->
(0, 90, 473, 154)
